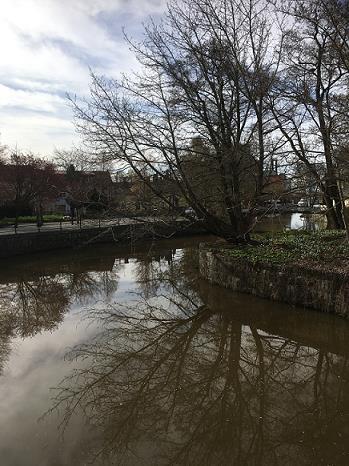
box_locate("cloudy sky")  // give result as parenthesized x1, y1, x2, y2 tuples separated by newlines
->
(0, 0, 167, 156)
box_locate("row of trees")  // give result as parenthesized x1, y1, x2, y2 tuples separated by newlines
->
(0, 149, 60, 221)
(72, 0, 349, 242)
(0, 147, 112, 221)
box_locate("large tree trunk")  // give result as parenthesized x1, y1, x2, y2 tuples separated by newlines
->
(323, 180, 345, 229)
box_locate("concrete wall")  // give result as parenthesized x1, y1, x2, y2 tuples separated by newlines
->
(199, 244, 349, 318)
(0, 222, 204, 258)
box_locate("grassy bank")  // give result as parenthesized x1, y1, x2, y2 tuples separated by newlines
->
(200, 231, 349, 315)
(225, 231, 349, 271)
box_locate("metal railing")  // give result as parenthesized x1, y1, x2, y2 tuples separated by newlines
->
(1, 216, 159, 235)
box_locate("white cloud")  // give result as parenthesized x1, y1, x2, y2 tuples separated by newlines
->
(0, 113, 76, 155)
(0, 0, 167, 156)
(0, 84, 65, 113)
(74, 0, 167, 18)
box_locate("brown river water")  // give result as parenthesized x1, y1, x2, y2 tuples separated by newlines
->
(0, 235, 348, 466)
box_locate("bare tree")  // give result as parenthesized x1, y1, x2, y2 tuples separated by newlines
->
(72, 0, 283, 243)
(270, 0, 349, 230)
(316, 0, 349, 74)
(54, 147, 90, 172)
(54, 146, 113, 172)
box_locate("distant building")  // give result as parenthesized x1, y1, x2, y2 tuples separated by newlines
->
(263, 174, 289, 201)
(48, 169, 115, 216)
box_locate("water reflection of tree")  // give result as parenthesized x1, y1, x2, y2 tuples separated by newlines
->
(49, 262, 349, 466)
(134, 247, 178, 300)
(0, 275, 70, 375)
(0, 267, 120, 376)
(0, 277, 69, 338)
(64, 269, 119, 305)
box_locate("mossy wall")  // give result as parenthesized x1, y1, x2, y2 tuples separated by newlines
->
(199, 244, 349, 318)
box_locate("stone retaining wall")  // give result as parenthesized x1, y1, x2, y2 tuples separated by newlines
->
(0, 222, 203, 258)
(199, 244, 349, 318)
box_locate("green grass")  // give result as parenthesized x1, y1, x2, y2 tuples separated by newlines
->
(226, 230, 349, 265)
(0, 214, 65, 225)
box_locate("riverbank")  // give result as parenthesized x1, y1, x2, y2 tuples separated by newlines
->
(199, 231, 349, 317)
(0, 220, 205, 258)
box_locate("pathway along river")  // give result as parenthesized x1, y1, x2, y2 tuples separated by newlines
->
(0, 236, 348, 466)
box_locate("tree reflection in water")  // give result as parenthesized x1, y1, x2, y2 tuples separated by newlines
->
(49, 250, 349, 466)
(0, 266, 120, 376)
